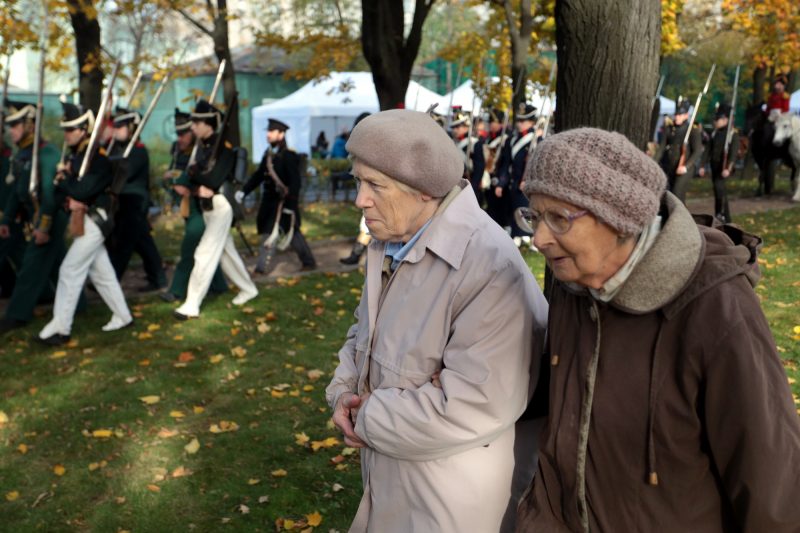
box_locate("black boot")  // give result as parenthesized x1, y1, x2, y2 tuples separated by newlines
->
(340, 243, 366, 265)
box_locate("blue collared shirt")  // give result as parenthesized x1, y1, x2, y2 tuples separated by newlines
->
(384, 219, 433, 271)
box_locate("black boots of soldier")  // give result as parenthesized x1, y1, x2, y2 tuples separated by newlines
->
(340, 242, 366, 265)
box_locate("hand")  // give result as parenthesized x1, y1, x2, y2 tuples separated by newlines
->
(234, 190, 245, 204)
(332, 392, 368, 448)
(676, 165, 687, 175)
(0, 225, 9, 239)
(494, 186, 503, 198)
(431, 371, 442, 389)
(173, 185, 190, 197)
(33, 229, 50, 245)
(698, 167, 705, 177)
(197, 185, 214, 198)
(68, 198, 87, 212)
(278, 185, 289, 199)
(722, 168, 730, 178)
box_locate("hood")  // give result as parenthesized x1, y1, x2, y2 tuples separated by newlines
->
(611, 192, 762, 318)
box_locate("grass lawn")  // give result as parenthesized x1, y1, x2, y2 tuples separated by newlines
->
(0, 191, 798, 532)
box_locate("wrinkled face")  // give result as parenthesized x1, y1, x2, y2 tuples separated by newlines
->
(190, 120, 214, 140)
(266, 128, 285, 145)
(176, 130, 194, 151)
(9, 121, 29, 144)
(529, 194, 636, 289)
(63, 127, 87, 147)
(353, 159, 436, 243)
(772, 114, 796, 146)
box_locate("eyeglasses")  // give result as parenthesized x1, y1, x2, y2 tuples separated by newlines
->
(517, 206, 588, 235)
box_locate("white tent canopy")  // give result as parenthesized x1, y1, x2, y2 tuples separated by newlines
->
(791, 89, 800, 114)
(438, 80, 557, 117)
(251, 72, 443, 160)
(658, 95, 676, 115)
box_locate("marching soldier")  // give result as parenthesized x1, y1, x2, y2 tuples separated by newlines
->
(106, 106, 167, 291)
(496, 103, 537, 245)
(450, 110, 486, 204)
(0, 100, 65, 333)
(655, 98, 704, 203)
(173, 99, 257, 319)
(160, 108, 227, 303)
(699, 103, 739, 223)
(235, 118, 316, 274)
(0, 110, 25, 297)
(37, 101, 132, 345)
(485, 108, 510, 228)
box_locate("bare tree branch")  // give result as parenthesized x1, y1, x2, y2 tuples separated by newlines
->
(176, 7, 213, 36)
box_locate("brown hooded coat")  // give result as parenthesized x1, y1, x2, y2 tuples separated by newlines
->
(518, 193, 800, 532)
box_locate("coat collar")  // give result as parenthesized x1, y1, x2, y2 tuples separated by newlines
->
(402, 180, 477, 270)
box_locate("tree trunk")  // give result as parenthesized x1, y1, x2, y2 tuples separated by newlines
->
(213, 0, 240, 146)
(554, 0, 660, 149)
(67, 0, 103, 113)
(502, 0, 532, 120)
(751, 64, 766, 106)
(361, 0, 434, 111)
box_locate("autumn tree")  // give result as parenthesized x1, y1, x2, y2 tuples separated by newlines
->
(360, 0, 437, 110)
(65, 0, 104, 112)
(554, 0, 661, 148)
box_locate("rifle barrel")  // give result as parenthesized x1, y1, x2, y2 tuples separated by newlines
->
(123, 74, 170, 158)
(78, 61, 120, 179)
(30, 2, 49, 196)
(188, 60, 227, 167)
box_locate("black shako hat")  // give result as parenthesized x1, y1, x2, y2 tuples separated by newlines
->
(112, 105, 141, 128)
(267, 118, 289, 132)
(4, 99, 37, 125)
(59, 100, 94, 130)
(489, 108, 506, 123)
(714, 103, 732, 120)
(190, 99, 221, 129)
(174, 107, 192, 133)
(675, 98, 692, 115)
(516, 103, 537, 120)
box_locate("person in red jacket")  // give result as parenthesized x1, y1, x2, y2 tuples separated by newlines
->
(766, 74, 790, 115)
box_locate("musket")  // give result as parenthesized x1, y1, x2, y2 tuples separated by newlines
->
(187, 59, 226, 168)
(465, 62, 484, 175)
(723, 64, 741, 171)
(651, 75, 665, 110)
(538, 61, 558, 140)
(123, 73, 169, 158)
(78, 61, 120, 180)
(489, 68, 526, 173)
(30, 1, 49, 206)
(107, 69, 143, 153)
(683, 63, 715, 146)
(1, 55, 11, 154)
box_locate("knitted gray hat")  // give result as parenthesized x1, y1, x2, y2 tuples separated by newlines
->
(346, 109, 464, 197)
(524, 128, 667, 234)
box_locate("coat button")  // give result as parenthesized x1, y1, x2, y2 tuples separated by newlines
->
(550, 354, 559, 366)
(589, 306, 597, 321)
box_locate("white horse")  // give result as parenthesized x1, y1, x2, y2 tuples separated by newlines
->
(772, 112, 800, 202)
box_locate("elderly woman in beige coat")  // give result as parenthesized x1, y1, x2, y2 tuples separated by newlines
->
(326, 110, 548, 533)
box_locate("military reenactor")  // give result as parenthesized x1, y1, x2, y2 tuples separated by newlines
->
(173, 99, 257, 319)
(485, 108, 510, 229)
(0, 100, 65, 333)
(655, 98, 704, 202)
(160, 108, 227, 303)
(0, 107, 25, 297)
(106, 106, 167, 291)
(37, 101, 133, 345)
(235, 118, 316, 274)
(496, 103, 537, 246)
(699, 103, 739, 223)
(450, 110, 486, 204)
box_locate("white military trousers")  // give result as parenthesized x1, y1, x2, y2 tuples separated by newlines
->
(176, 194, 257, 317)
(39, 212, 132, 337)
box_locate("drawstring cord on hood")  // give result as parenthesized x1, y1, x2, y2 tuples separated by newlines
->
(576, 299, 602, 533)
(647, 322, 666, 486)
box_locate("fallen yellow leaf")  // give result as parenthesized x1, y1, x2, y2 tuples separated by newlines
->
(271, 390, 287, 398)
(139, 395, 161, 405)
(138, 358, 150, 366)
(247, 478, 260, 485)
(146, 484, 161, 492)
(257, 322, 271, 334)
(231, 346, 247, 358)
(184, 438, 200, 454)
(295, 432, 310, 446)
(6, 491, 19, 501)
(271, 468, 287, 477)
(0, 411, 7, 426)
(92, 429, 113, 438)
(193, 406, 205, 414)
(307, 511, 323, 527)
(209, 354, 224, 364)
(157, 428, 179, 439)
(170, 410, 185, 418)
(311, 437, 340, 452)
(307, 369, 325, 381)
(209, 420, 239, 433)
(50, 350, 68, 359)
(53, 464, 66, 476)
(171, 466, 192, 478)
(17, 444, 28, 454)
(147, 323, 161, 332)
(138, 332, 153, 340)
(178, 351, 195, 363)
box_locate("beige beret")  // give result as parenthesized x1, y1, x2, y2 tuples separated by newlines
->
(346, 109, 464, 197)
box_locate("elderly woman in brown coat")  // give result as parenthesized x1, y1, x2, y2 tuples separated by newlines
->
(516, 127, 800, 532)
(326, 110, 548, 532)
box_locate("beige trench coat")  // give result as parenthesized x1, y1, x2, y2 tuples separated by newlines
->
(326, 183, 548, 533)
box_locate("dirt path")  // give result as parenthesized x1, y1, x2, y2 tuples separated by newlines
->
(686, 191, 799, 218)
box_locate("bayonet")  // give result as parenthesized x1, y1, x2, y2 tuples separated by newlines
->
(187, 59, 226, 168)
(78, 61, 120, 179)
(538, 61, 558, 140)
(30, 1, 49, 201)
(683, 63, 715, 146)
(107, 70, 142, 153)
(723, 64, 741, 170)
(123, 73, 169, 158)
(1, 55, 11, 153)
